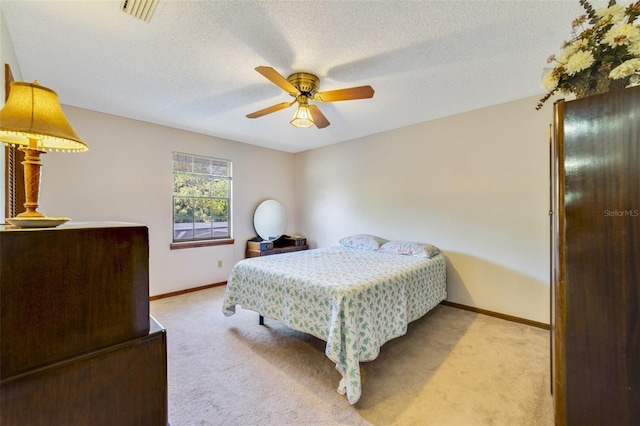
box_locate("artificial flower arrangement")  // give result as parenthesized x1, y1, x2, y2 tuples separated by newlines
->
(537, 0, 640, 109)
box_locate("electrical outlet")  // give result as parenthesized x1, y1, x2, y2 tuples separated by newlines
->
(217, 260, 223, 268)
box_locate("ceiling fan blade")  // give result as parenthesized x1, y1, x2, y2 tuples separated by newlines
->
(255, 66, 300, 95)
(246, 101, 295, 119)
(308, 104, 330, 129)
(313, 85, 374, 102)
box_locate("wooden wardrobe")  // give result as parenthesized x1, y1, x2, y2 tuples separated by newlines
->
(551, 85, 640, 425)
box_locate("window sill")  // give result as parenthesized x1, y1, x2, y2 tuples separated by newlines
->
(170, 238, 235, 250)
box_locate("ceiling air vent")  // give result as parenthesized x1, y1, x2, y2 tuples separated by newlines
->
(120, 0, 158, 23)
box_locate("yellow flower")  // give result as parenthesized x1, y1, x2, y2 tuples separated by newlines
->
(596, 4, 626, 23)
(565, 50, 595, 75)
(556, 40, 583, 65)
(609, 58, 640, 79)
(542, 69, 560, 91)
(603, 24, 640, 47)
(629, 41, 640, 56)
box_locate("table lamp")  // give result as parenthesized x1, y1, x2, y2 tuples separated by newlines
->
(0, 80, 87, 227)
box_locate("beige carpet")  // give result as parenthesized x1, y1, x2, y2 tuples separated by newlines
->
(150, 286, 553, 426)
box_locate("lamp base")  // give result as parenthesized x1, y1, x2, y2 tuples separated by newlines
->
(15, 210, 46, 218)
(6, 217, 70, 228)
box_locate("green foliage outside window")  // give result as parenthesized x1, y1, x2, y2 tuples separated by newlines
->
(172, 153, 231, 241)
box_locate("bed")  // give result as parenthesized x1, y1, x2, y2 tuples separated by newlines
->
(222, 235, 447, 404)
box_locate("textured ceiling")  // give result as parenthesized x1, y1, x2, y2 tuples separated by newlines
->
(0, 0, 610, 153)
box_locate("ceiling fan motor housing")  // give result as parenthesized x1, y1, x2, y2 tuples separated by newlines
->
(287, 73, 319, 96)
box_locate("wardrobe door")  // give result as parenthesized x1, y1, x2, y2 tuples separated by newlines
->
(554, 86, 640, 425)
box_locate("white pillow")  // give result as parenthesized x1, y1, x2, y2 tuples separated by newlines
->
(378, 241, 440, 258)
(339, 234, 388, 250)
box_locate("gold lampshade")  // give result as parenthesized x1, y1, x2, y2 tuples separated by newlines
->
(0, 81, 87, 225)
(290, 96, 314, 128)
(0, 81, 87, 151)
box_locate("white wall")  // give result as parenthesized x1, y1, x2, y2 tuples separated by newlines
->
(39, 107, 297, 297)
(294, 95, 552, 324)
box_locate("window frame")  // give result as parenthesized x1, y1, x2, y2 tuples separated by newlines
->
(170, 152, 234, 250)
(4, 63, 25, 220)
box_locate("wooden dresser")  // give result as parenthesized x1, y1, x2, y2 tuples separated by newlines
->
(551, 86, 639, 425)
(0, 222, 168, 425)
(246, 235, 308, 257)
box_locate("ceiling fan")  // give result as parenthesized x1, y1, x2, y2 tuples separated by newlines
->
(246, 66, 375, 129)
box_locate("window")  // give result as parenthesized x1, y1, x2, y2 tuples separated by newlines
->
(172, 152, 232, 244)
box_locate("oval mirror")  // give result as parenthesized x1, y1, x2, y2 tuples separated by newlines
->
(254, 199, 287, 241)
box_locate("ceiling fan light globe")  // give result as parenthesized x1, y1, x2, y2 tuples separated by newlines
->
(290, 104, 314, 128)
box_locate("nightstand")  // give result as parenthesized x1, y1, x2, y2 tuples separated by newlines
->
(246, 235, 308, 257)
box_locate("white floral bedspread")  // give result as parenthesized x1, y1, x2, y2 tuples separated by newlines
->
(222, 245, 447, 404)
